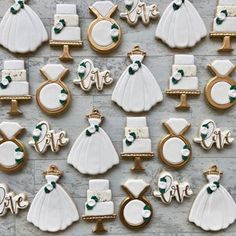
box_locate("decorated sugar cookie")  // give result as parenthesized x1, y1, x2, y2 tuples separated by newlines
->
(0, 60, 31, 116)
(0, 0, 48, 53)
(158, 118, 191, 169)
(120, 0, 159, 26)
(210, 0, 236, 51)
(205, 60, 236, 110)
(153, 171, 193, 204)
(112, 46, 163, 112)
(82, 179, 116, 233)
(0, 183, 29, 216)
(121, 117, 154, 172)
(29, 121, 69, 154)
(50, 4, 83, 61)
(67, 108, 119, 175)
(119, 179, 153, 230)
(189, 165, 236, 231)
(0, 122, 27, 173)
(27, 165, 79, 232)
(74, 59, 113, 92)
(194, 119, 234, 150)
(155, 0, 207, 48)
(166, 55, 200, 110)
(36, 64, 71, 116)
(88, 1, 121, 53)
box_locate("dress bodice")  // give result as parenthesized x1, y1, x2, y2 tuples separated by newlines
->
(206, 174, 220, 183)
(45, 174, 59, 183)
(88, 118, 102, 126)
(130, 54, 144, 63)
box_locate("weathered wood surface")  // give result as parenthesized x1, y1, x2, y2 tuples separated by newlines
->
(0, 0, 235, 235)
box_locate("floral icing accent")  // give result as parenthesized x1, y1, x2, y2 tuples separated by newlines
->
(200, 122, 210, 140)
(142, 205, 152, 221)
(44, 182, 56, 194)
(77, 62, 87, 80)
(14, 147, 24, 164)
(172, 69, 184, 84)
(32, 124, 43, 142)
(111, 24, 119, 43)
(229, 85, 236, 103)
(128, 61, 142, 75)
(0, 76, 12, 89)
(125, 0, 134, 11)
(181, 144, 190, 161)
(86, 125, 99, 136)
(173, 0, 184, 11)
(10, 1, 24, 14)
(59, 89, 68, 105)
(54, 19, 66, 34)
(159, 176, 167, 194)
(125, 132, 136, 146)
(207, 181, 220, 194)
(216, 10, 228, 25)
(86, 196, 98, 210)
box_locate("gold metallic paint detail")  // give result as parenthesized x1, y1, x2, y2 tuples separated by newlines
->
(166, 90, 200, 110)
(82, 214, 116, 233)
(204, 165, 223, 176)
(0, 95, 32, 116)
(49, 40, 83, 61)
(121, 152, 154, 172)
(119, 185, 153, 230)
(210, 33, 236, 52)
(205, 64, 236, 110)
(87, 5, 121, 53)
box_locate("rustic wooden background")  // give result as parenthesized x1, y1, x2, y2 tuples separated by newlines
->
(0, 0, 235, 235)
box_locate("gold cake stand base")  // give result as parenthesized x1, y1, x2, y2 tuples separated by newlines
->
(121, 152, 154, 172)
(166, 90, 200, 110)
(0, 95, 32, 116)
(210, 32, 236, 52)
(82, 214, 116, 234)
(49, 40, 83, 61)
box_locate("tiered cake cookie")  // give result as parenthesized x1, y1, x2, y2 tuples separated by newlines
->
(85, 180, 114, 216)
(0, 60, 29, 96)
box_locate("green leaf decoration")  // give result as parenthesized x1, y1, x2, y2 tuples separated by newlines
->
(111, 24, 119, 30)
(59, 100, 66, 105)
(129, 132, 136, 139)
(173, 1, 184, 11)
(86, 130, 92, 137)
(54, 28, 61, 34)
(33, 136, 40, 142)
(178, 69, 184, 76)
(80, 62, 86, 68)
(59, 19, 66, 27)
(79, 72, 85, 79)
(230, 85, 236, 90)
(135, 61, 142, 68)
(128, 67, 135, 75)
(159, 188, 166, 194)
(201, 133, 207, 140)
(61, 89, 68, 94)
(5, 76, 12, 82)
(183, 144, 190, 150)
(214, 181, 220, 188)
(182, 155, 188, 161)
(18, 1, 24, 8)
(207, 187, 213, 194)
(44, 187, 50, 194)
(15, 158, 23, 164)
(91, 196, 98, 202)
(172, 77, 178, 84)
(126, 4, 132, 11)
(36, 124, 43, 131)
(221, 10, 228, 17)
(230, 97, 236, 103)
(125, 139, 133, 146)
(144, 205, 151, 211)
(15, 147, 23, 152)
(86, 203, 93, 210)
(216, 18, 224, 25)
(160, 177, 167, 182)
(51, 181, 56, 189)
(202, 123, 209, 128)
(112, 36, 119, 43)
(95, 125, 99, 132)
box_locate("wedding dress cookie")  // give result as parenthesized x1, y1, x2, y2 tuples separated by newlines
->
(153, 171, 193, 204)
(36, 64, 71, 116)
(0, 122, 27, 172)
(112, 46, 163, 112)
(120, 0, 159, 26)
(88, 1, 121, 53)
(29, 121, 69, 154)
(67, 108, 119, 175)
(158, 118, 191, 169)
(0, 183, 29, 216)
(119, 179, 153, 230)
(205, 60, 236, 110)
(189, 165, 236, 231)
(27, 165, 79, 232)
(194, 119, 234, 150)
(0, 0, 48, 53)
(74, 59, 113, 92)
(155, 0, 207, 48)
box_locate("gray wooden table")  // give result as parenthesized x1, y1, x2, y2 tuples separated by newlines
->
(0, 0, 235, 235)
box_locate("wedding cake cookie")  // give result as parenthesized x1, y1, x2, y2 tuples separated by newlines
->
(51, 4, 81, 41)
(85, 179, 114, 216)
(0, 60, 29, 96)
(213, 0, 236, 33)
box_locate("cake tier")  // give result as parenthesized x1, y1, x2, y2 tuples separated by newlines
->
(172, 65, 196, 77)
(87, 190, 112, 202)
(169, 77, 198, 90)
(89, 179, 109, 191)
(0, 82, 29, 96)
(56, 4, 77, 14)
(213, 17, 236, 33)
(2, 70, 26, 81)
(125, 127, 149, 138)
(127, 117, 147, 127)
(174, 55, 194, 65)
(51, 27, 81, 41)
(4, 60, 24, 70)
(123, 139, 151, 153)
(85, 202, 114, 216)
(217, 6, 236, 16)
(54, 14, 79, 27)
(219, 0, 235, 6)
